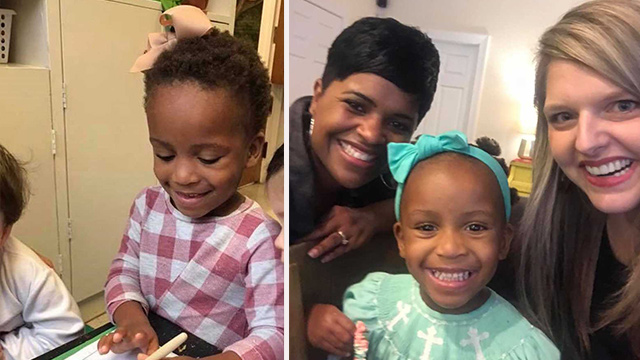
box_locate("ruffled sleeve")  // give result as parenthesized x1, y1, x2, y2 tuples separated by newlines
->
(343, 272, 388, 332)
(502, 327, 560, 360)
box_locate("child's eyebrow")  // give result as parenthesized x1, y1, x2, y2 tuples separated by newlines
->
(192, 143, 231, 152)
(150, 138, 172, 148)
(149, 138, 230, 152)
(460, 210, 494, 218)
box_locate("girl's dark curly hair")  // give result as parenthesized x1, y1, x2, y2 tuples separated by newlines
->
(475, 136, 520, 206)
(144, 28, 272, 137)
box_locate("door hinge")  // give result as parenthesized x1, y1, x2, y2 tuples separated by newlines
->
(66, 219, 72, 241)
(51, 129, 57, 156)
(62, 84, 68, 110)
(57, 253, 64, 277)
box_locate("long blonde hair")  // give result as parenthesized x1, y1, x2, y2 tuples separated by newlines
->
(518, 0, 640, 357)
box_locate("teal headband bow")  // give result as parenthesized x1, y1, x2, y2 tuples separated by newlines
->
(388, 131, 511, 220)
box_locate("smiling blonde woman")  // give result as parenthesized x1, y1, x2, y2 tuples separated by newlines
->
(518, 0, 640, 358)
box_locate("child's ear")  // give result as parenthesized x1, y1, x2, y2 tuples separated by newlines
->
(393, 221, 407, 259)
(245, 132, 266, 168)
(499, 223, 514, 260)
(0, 224, 12, 249)
(308, 78, 323, 117)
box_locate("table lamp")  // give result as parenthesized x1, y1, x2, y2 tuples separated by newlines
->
(517, 105, 537, 160)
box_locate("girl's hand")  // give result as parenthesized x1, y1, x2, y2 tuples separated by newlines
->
(97, 321, 159, 355)
(307, 304, 355, 357)
(97, 302, 158, 355)
(303, 206, 377, 263)
(0, 346, 5, 360)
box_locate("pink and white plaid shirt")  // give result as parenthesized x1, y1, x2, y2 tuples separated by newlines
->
(105, 186, 284, 359)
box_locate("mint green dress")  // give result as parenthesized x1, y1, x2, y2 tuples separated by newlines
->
(343, 273, 560, 360)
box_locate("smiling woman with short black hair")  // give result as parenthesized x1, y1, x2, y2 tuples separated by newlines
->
(290, 17, 440, 257)
(289, 16, 440, 357)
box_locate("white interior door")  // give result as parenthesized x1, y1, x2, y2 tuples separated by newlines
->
(60, 0, 160, 300)
(289, 0, 343, 104)
(416, 31, 488, 139)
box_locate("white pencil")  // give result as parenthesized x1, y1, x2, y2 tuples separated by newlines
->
(145, 332, 188, 360)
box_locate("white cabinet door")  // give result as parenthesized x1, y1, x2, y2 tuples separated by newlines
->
(60, 0, 160, 300)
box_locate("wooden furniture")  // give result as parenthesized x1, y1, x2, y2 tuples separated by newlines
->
(508, 158, 533, 197)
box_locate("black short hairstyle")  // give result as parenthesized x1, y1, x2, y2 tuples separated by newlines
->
(144, 28, 272, 137)
(321, 17, 440, 120)
(266, 144, 284, 181)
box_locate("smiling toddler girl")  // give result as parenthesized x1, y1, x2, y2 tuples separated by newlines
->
(343, 131, 559, 359)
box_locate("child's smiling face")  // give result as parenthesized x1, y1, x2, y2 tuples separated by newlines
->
(146, 83, 263, 218)
(394, 154, 512, 314)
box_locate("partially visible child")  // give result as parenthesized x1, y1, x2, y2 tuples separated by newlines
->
(343, 131, 559, 359)
(0, 144, 84, 359)
(266, 144, 284, 262)
(98, 6, 283, 360)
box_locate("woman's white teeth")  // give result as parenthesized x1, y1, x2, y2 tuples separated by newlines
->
(431, 270, 471, 282)
(585, 159, 632, 176)
(340, 141, 376, 162)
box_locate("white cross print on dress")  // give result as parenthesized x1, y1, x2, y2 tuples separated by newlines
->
(460, 327, 489, 360)
(385, 301, 411, 331)
(417, 326, 443, 360)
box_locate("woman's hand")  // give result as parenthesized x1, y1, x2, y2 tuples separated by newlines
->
(0, 346, 5, 360)
(303, 199, 395, 262)
(97, 302, 159, 355)
(307, 304, 355, 357)
(303, 206, 376, 263)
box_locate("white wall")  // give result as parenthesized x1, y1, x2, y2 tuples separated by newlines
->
(289, 0, 376, 102)
(380, 0, 584, 161)
(309, 0, 377, 27)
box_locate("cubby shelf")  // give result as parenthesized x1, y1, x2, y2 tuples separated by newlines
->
(0, 0, 49, 67)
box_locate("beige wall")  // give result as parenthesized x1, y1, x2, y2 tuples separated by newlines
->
(381, 0, 585, 161)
